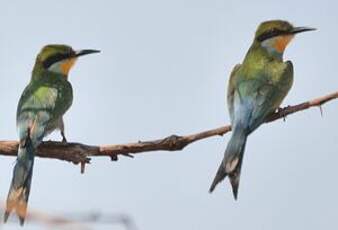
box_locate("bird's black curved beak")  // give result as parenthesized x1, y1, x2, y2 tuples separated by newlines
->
(75, 49, 101, 57)
(291, 27, 316, 34)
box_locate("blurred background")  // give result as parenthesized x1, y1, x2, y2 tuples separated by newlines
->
(0, 0, 337, 229)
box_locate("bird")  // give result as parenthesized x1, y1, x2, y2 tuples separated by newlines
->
(4, 44, 100, 225)
(209, 20, 316, 199)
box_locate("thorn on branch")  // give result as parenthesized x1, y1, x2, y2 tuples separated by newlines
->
(319, 105, 323, 117)
(80, 161, 86, 174)
(79, 157, 91, 174)
(110, 155, 118, 161)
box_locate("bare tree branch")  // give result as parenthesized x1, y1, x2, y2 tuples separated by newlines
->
(0, 90, 337, 172)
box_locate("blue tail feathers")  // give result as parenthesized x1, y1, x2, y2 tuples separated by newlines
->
(209, 128, 248, 199)
(4, 139, 35, 225)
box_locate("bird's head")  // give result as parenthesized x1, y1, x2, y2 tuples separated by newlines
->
(35, 44, 100, 76)
(254, 20, 315, 57)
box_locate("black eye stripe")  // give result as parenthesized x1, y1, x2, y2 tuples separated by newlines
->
(42, 52, 74, 69)
(257, 29, 290, 42)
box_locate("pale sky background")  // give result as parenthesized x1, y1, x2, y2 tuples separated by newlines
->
(0, 0, 337, 229)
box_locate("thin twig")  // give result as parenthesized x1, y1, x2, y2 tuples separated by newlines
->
(0, 91, 337, 171)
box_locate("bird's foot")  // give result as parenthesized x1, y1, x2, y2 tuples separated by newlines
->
(277, 106, 290, 122)
(61, 131, 67, 143)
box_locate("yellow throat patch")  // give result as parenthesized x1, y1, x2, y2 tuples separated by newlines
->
(60, 58, 77, 75)
(274, 35, 294, 53)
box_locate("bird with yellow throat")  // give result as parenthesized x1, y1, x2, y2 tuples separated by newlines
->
(4, 44, 100, 225)
(209, 20, 316, 199)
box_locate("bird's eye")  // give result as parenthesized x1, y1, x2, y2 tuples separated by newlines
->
(257, 28, 286, 42)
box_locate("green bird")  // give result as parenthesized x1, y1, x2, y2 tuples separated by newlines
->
(209, 20, 315, 199)
(5, 44, 100, 225)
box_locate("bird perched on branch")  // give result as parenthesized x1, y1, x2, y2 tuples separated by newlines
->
(209, 20, 315, 199)
(4, 44, 100, 225)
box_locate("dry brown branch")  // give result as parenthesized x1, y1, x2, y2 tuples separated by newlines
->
(0, 91, 337, 172)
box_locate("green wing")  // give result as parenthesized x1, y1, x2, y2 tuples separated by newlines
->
(249, 61, 293, 131)
(227, 64, 241, 123)
(234, 61, 293, 132)
(17, 79, 73, 142)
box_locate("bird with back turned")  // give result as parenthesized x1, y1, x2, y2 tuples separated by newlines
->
(209, 20, 316, 199)
(4, 44, 100, 225)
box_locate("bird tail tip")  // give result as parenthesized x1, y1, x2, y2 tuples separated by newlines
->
(209, 127, 247, 198)
(209, 161, 243, 199)
(229, 172, 240, 200)
(209, 162, 228, 193)
(5, 143, 34, 226)
(5, 187, 29, 225)
(4, 210, 10, 223)
(19, 216, 26, 226)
